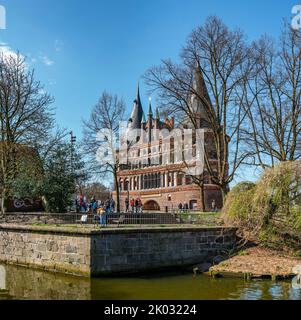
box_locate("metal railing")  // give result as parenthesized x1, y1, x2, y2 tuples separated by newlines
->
(1, 212, 221, 227)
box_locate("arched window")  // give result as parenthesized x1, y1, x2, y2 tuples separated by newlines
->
(185, 175, 192, 185)
(124, 179, 129, 191)
(177, 174, 183, 186)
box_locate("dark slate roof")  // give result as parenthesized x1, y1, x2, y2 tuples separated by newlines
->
(193, 64, 212, 108)
(155, 107, 160, 120)
(129, 83, 144, 129)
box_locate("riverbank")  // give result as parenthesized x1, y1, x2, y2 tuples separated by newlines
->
(208, 247, 301, 280)
(0, 223, 237, 277)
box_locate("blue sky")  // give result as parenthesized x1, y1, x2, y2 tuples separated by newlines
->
(0, 0, 297, 183)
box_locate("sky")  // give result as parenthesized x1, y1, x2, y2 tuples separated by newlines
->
(0, 0, 298, 183)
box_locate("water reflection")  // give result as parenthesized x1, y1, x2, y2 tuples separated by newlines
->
(0, 264, 300, 300)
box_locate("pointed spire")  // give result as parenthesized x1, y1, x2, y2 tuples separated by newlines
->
(155, 107, 160, 120)
(141, 111, 146, 124)
(193, 62, 211, 106)
(136, 82, 141, 104)
(129, 81, 144, 129)
(190, 61, 212, 128)
(148, 97, 153, 116)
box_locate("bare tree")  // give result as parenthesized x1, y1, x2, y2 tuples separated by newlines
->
(0, 53, 54, 214)
(144, 16, 251, 205)
(82, 91, 125, 212)
(240, 23, 301, 169)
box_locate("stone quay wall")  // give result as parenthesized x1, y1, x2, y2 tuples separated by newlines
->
(0, 224, 237, 277)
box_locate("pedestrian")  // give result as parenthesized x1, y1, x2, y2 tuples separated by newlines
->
(110, 198, 115, 213)
(135, 198, 139, 214)
(79, 195, 86, 213)
(125, 198, 129, 213)
(130, 198, 135, 213)
(211, 199, 217, 212)
(178, 203, 183, 213)
(138, 198, 143, 213)
(184, 202, 189, 213)
(75, 197, 79, 213)
(92, 198, 98, 214)
(105, 198, 110, 214)
(97, 206, 106, 227)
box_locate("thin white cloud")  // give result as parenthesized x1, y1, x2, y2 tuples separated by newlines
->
(0, 43, 23, 61)
(54, 39, 64, 52)
(0, 43, 55, 69)
(41, 55, 54, 66)
(48, 79, 57, 86)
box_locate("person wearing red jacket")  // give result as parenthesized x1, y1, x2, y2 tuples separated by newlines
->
(130, 198, 135, 213)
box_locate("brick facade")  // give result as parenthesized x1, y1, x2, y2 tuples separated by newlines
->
(113, 71, 227, 212)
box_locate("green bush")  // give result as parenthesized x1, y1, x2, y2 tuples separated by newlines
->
(222, 182, 256, 225)
(223, 161, 301, 249)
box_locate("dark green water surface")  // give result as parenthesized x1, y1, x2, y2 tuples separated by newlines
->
(0, 264, 300, 300)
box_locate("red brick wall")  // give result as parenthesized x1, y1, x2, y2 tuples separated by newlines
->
(113, 184, 222, 212)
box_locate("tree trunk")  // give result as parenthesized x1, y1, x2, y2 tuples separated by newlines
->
(114, 172, 120, 213)
(0, 190, 7, 215)
(221, 185, 229, 208)
(199, 184, 205, 212)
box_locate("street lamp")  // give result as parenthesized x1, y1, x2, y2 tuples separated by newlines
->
(126, 180, 130, 208)
(69, 131, 77, 212)
(69, 131, 77, 173)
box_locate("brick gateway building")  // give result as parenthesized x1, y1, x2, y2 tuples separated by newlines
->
(113, 67, 226, 212)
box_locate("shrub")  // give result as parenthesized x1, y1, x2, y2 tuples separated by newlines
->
(223, 161, 301, 249)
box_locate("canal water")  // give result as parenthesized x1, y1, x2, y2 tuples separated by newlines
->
(0, 264, 300, 300)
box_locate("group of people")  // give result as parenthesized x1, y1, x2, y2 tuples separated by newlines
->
(75, 195, 118, 227)
(76, 195, 116, 214)
(177, 199, 218, 212)
(125, 198, 143, 213)
(177, 203, 190, 213)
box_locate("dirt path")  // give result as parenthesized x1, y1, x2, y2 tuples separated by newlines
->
(209, 247, 301, 279)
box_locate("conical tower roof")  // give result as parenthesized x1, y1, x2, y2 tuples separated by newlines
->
(155, 107, 160, 120)
(129, 83, 144, 129)
(148, 98, 153, 116)
(189, 63, 212, 128)
(193, 63, 212, 107)
(141, 111, 146, 124)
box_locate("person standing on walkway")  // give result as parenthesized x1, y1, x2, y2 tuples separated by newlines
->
(178, 203, 183, 213)
(135, 198, 139, 214)
(98, 207, 106, 227)
(92, 198, 98, 214)
(138, 198, 143, 213)
(110, 198, 115, 213)
(125, 198, 129, 213)
(105, 198, 110, 214)
(130, 198, 135, 213)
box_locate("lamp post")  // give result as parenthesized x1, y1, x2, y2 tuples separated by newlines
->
(69, 131, 77, 213)
(126, 180, 130, 202)
(118, 181, 122, 213)
(69, 131, 77, 174)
